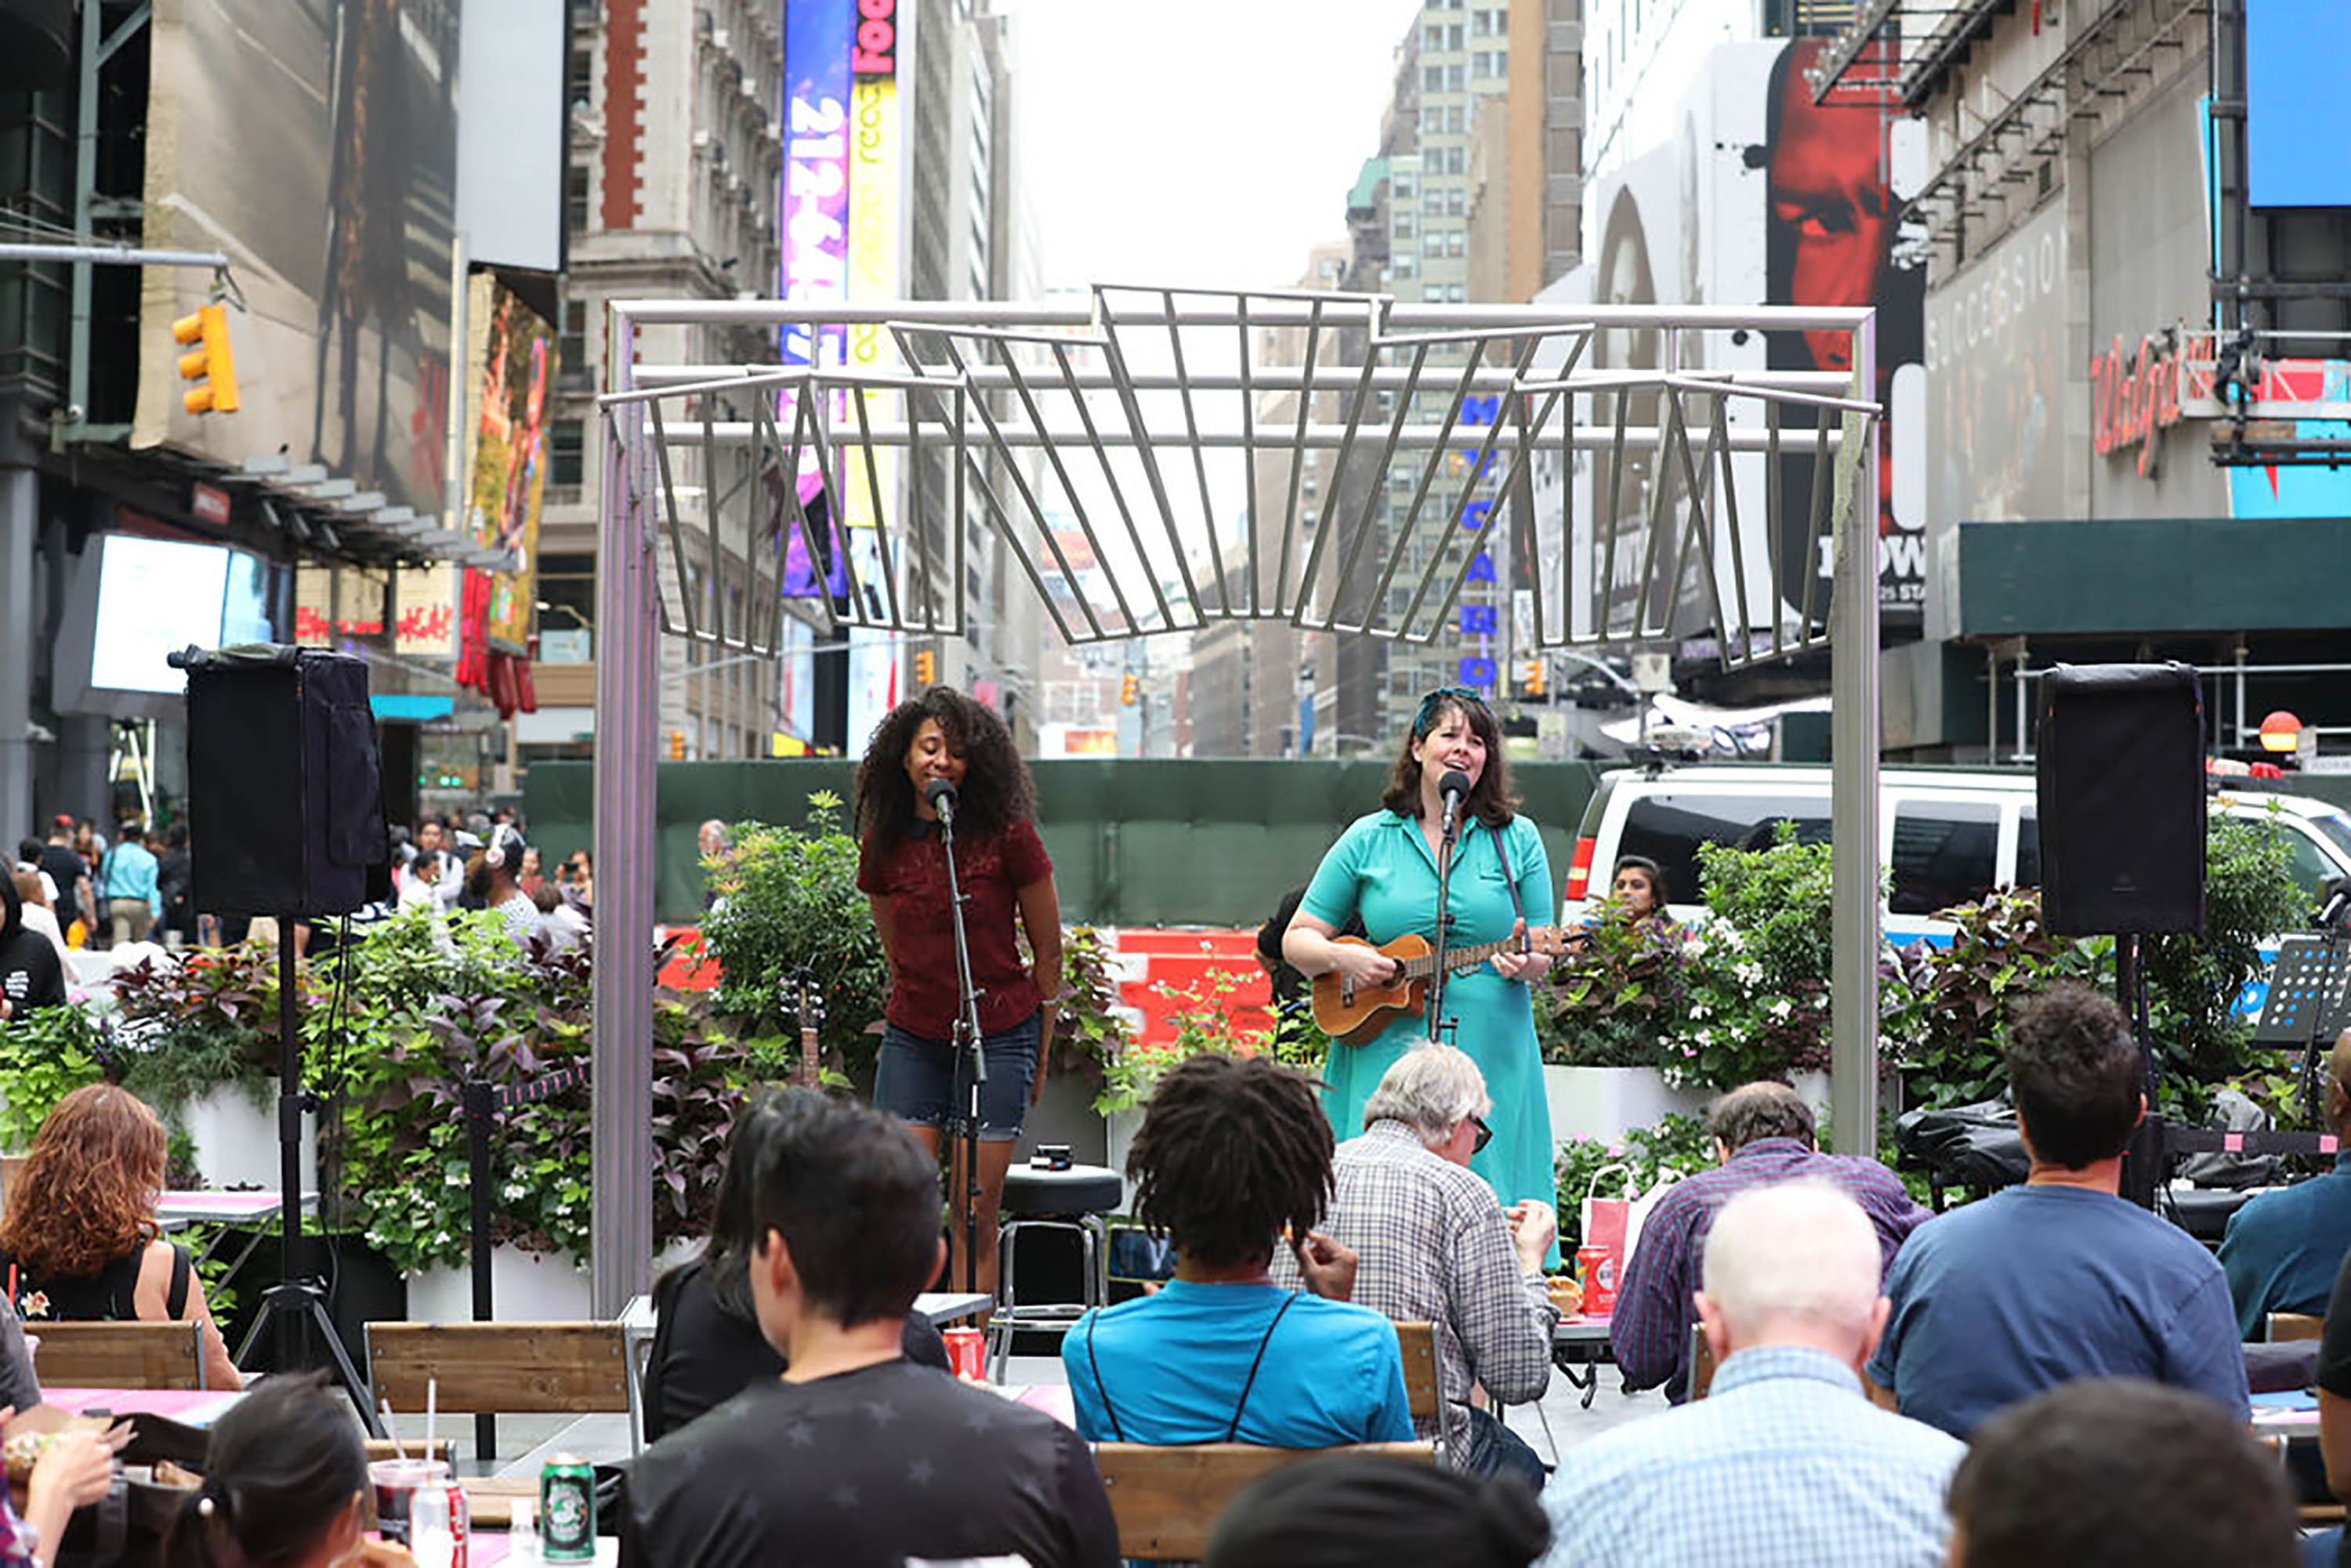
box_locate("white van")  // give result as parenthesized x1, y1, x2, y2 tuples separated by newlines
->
(1559, 762, 2351, 951)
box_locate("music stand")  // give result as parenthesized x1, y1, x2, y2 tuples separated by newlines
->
(2255, 933, 2351, 1125)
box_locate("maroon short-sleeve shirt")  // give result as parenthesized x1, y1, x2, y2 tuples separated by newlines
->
(858, 817, 1053, 1039)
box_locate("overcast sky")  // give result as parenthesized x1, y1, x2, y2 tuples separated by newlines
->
(1001, 0, 1425, 295)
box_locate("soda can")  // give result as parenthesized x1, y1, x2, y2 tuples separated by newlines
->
(942, 1325, 987, 1382)
(540, 1454, 597, 1563)
(1575, 1244, 1617, 1316)
(411, 1480, 471, 1568)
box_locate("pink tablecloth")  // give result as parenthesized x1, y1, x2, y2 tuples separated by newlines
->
(42, 1387, 243, 1427)
(994, 1383, 1076, 1429)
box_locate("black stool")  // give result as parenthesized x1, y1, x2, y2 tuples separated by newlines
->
(987, 1161, 1122, 1381)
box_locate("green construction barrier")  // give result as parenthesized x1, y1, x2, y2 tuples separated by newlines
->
(523, 758, 1604, 927)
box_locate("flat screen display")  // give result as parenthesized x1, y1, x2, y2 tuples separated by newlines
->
(2247, 0, 2351, 207)
(87, 536, 233, 693)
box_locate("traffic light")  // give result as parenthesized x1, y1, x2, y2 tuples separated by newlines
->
(1121, 674, 1139, 706)
(913, 649, 936, 687)
(171, 304, 240, 415)
(668, 730, 686, 760)
(1522, 658, 1545, 699)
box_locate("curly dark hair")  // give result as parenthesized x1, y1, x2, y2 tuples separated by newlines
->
(2005, 983, 2142, 1168)
(0, 1084, 166, 1279)
(854, 686, 1037, 842)
(1380, 691, 1518, 830)
(1127, 1055, 1334, 1271)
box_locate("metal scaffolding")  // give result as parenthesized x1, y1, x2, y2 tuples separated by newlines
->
(589, 290, 1882, 1313)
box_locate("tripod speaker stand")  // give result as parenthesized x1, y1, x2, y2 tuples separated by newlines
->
(178, 645, 388, 1432)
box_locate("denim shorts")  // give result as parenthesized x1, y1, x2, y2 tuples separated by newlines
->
(873, 1011, 1041, 1142)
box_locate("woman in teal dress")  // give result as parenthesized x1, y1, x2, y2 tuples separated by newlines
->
(1281, 686, 1558, 1233)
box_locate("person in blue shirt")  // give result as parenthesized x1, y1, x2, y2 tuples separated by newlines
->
(99, 823, 161, 949)
(1063, 1054, 1415, 1449)
(2221, 1030, 2351, 1340)
(1865, 984, 2251, 1439)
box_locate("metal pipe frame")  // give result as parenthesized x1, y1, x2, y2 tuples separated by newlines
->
(589, 290, 1887, 1303)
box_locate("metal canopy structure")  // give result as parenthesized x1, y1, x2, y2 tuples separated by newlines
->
(587, 291, 1883, 1313)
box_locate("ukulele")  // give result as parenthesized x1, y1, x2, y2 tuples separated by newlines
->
(1312, 927, 1573, 1046)
(792, 976, 824, 1089)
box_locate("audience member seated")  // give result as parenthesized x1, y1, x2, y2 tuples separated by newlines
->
(1269, 1045, 1555, 1487)
(0, 1085, 241, 1390)
(1205, 1453, 1549, 1568)
(167, 1372, 414, 1567)
(643, 1088, 947, 1442)
(1063, 1054, 1413, 1448)
(1867, 985, 2248, 1438)
(1613, 1081, 1929, 1402)
(1541, 1182, 1964, 1567)
(2310, 1243, 2351, 1565)
(2224, 1027, 2351, 1339)
(0, 875, 65, 1021)
(0, 1418, 112, 1568)
(1946, 1379, 2295, 1568)
(624, 1091, 1116, 1567)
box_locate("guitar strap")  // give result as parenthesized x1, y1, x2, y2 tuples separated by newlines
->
(1487, 822, 1527, 929)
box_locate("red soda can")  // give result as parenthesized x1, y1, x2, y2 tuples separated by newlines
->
(943, 1325, 987, 1381)
(1576, 1244, 1617, 1316)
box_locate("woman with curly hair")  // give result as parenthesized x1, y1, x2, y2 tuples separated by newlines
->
(855, 686, 1061, 1296)
(1282, 687, 1557, 1253)
(0, 1086, 242, 1389)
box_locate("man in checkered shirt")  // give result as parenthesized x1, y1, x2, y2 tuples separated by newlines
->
(1610, 1081, 1930, 1403)
(1539, 1182, 1964, 1566)
(1272, 1044, 1557, 1488)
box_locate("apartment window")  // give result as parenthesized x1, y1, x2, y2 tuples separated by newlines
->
(564, 166, 590, 233)
(1447, 63, 1466, 92)
(1393, 172, 1415, 198)
(1424, 64, 1444, 92)
(1475, 49, 1505, 79)
(1393, 213, 1415, 239)
(550, 419, 585, 486)
(1393, 254, 1417, 279)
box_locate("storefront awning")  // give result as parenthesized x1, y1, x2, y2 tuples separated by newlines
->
(1958, 517, 2351, 638)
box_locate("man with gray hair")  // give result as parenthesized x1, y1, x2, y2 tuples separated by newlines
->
(1540, 1182, 1964, 1566)
(1271, 1043, 1557, 1488)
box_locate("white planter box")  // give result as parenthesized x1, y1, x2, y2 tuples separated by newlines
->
(180, 1086, 316, 1193)
(1543, 1065, 1709, 1150)
(408, 1245, 594, 1324)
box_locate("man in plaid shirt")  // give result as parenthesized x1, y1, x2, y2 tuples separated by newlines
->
(1272, 1045, 1558, 1488)
(1611, 1081, 1929, 1402)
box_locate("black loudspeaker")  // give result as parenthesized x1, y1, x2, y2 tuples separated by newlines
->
(2038, 662, 2205, 936)
(182, 646, 391, 917)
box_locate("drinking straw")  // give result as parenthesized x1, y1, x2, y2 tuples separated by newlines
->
(424, 1378, 437, 1471)
(381, 1400, 408, 1461)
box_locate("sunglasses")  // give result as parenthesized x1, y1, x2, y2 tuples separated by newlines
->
(1413, 686, 1489, 738)
(1470, 1114, 1494, 1154)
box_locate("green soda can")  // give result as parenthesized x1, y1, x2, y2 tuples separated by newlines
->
(540, 1453, 596, 1562)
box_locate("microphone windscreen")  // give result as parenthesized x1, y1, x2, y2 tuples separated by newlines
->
(1439, 770, 1473, 798)
(924, 778, 958, 808)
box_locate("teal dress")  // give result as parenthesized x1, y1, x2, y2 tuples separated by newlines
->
(1301, 809, 1556, 1242)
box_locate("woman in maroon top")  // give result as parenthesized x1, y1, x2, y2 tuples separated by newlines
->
(856, 687, 1062, 1297)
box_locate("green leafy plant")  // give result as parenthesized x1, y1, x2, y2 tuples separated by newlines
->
(1041, 924, 1132, 1091)
(0, 1004, 106, 1150)
(697, 795, 887, 1082)
(1097, 961, 1268, 1114)
(1538, 900, 1687, 1069)
(2142, 812, 2306, 1100)
(107, 940, 305, 1115)
(1886, 887, 2108, 1110)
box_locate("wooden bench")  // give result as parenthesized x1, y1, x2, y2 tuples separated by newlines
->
(2269, 1311, 2323, 1343)
(29, 1321, 205, 1389)
(1095, 1441, 1437, 1561)
(1393, 1321, 1440, 1428)
(364, 1321, 631, 1461)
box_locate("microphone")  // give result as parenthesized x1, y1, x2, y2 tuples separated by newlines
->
(1437, 770, 1472, 841)
(2321, 876, 2351, 931)
(924, 777, 958, 827)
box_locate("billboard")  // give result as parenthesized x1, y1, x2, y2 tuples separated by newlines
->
(1923, 199, 2069, 533)
(135, 0, 458, 515)
(781, 0, 854, 599)
(462, 275, 556, 654)
(1574, 38, 1925, 639)
(2246, 0, 2351, 207)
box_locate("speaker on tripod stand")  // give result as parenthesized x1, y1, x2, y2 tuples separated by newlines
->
(176, 644, 389, 1428)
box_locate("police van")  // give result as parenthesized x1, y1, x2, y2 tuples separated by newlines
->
(1559, 762, 2351, 949)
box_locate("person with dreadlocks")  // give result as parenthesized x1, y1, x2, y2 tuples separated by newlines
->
(1061, 1055, 1414, 1447)
(857, 686, 1063, 1298)
(1283, 686, 1558, 1258)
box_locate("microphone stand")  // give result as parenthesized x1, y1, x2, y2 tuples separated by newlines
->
(933, 788, 990, 1297)
(1425, 788, 1463, 1045)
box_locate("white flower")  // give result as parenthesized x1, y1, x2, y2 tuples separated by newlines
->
(1737, 962, 1763, 984)
(1771, 998, 1794, 1020)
